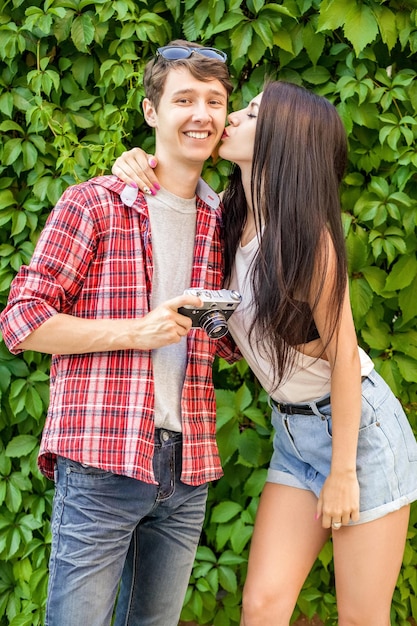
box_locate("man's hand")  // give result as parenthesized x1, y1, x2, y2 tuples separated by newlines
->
(133, 294, 202, 350)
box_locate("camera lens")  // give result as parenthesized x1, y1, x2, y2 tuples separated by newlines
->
(199, 310, 228, 339)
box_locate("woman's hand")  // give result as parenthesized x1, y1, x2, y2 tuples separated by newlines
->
(112, 147, 161, 195)
(316, 469, 360, 530)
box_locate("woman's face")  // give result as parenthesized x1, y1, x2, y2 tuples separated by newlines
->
(218, 92, 263, 167)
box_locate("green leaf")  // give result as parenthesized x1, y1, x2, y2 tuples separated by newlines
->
(235, 384, 252, 412)
(211, 501, 243, 523)
(214, 520, 233, 551)
(231, 22, 253, 58)
(21, 141, 38, 171)
(399, 275, 417, 324)
(0, 120, 24, 132)
(349, 102, 380, 129)
(361, 266, 387, 296)
(252, 17, 274, 47)
(361, 323, 391, 350)
(218, 565, 237, 593)
(350, 277, 373, 321)
(0, 190, 17, 210)
(3, 138, 23, 165)
(303, 23, 325, 66)
(242, 406, 268, 428)
(394, 355, 417, 383)
(243, 468, 267, 497)
(230, 517, 253, 553)
(211, 11, 245, 34)
(5, 436, 38, 458)
(391, 332, 417, 360)
(273, 28, 294, 54)
(373, 5, 397, 51)
(302, 66, 331, 85)
(317, 0, 348, 31)
(6, 480, 22, 512)
(195, 545, 217, 563)
(377, 360, 401, 400)
(385, 254, 417, 292)
(0, 92, 14, 117)
(343, 4, 379, 55)
(238, 428, 261, 466)
(216, 405, 237, 430)
(71, 13, 95, 52)
(218, 550, 247, 566)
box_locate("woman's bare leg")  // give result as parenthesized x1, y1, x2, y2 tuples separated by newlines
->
(241, 483, 330, 626)
(333, 505, 410, 626)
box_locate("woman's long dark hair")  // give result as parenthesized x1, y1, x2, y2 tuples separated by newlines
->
(223, 81, 348, 387)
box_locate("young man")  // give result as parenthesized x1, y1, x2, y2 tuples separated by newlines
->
(0, 41, 236, 626)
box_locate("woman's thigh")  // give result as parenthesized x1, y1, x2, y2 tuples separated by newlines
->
(242, 483, 330, 624)
(333, 505, 410, 626)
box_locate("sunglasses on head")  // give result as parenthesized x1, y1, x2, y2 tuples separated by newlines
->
(156, 46, 227, 63)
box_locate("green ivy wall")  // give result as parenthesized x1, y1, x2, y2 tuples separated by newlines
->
(0, 0, 417, 624)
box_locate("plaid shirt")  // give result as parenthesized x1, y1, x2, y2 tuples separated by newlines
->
(0, 175, 238, 485)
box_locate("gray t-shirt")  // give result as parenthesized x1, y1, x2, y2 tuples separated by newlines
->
(148, 187, 196, 431)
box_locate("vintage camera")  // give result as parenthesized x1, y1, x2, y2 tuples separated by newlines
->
(178, 288, 242, 339)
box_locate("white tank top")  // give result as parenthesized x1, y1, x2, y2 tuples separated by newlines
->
(227, 234, 374, 403)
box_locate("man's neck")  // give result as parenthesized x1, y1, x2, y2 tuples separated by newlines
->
(154, 160, 202, 199)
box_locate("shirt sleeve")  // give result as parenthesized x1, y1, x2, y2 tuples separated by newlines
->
(215, 333, 242, 363)
(0, 184, 97, 353)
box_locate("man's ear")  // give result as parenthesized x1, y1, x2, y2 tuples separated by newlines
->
(143, 98, 157, 127)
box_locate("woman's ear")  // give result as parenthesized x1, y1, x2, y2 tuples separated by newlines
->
(143, 98, 157, 127)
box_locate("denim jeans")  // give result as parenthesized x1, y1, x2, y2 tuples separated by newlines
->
(46, 430, 208, 626)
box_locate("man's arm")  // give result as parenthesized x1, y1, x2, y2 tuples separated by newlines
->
(0, 182, 202, 356)
(17, 294, 201, 355)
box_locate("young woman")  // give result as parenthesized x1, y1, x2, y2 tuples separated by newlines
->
(112, 81, 417, 626)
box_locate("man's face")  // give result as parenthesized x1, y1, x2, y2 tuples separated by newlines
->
(143, 67, 228, 167)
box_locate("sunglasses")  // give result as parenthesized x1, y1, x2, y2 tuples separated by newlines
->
(156, 46, 227, 63)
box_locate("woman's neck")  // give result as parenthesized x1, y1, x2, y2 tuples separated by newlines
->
(240, 168, 252, 210)
(241, 211, 258, 247)
(240, 168, 262, 246)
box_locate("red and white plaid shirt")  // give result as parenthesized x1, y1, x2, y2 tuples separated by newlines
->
(0, 175, 239, 485)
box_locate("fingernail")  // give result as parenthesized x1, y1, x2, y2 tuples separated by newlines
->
(153, 183, 161, 190)
(130, 182, 138, 188)
(149, 157, 157, 167)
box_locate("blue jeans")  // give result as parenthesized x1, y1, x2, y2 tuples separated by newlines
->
(46, 430, 208, 626)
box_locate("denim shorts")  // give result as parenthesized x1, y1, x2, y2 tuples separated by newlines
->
(267, 369, 417, 524)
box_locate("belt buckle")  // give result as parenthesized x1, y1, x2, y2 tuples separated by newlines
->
(276, 401, 291, 414)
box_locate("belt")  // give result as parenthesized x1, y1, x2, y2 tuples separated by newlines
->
(271, 395, 330, 416)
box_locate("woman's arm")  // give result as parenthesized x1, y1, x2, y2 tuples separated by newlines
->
(311, 239, 362, 529)
(112, 148, 161, 195)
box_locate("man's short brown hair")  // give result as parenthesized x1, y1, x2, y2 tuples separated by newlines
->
(143, 40, 233, 110)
